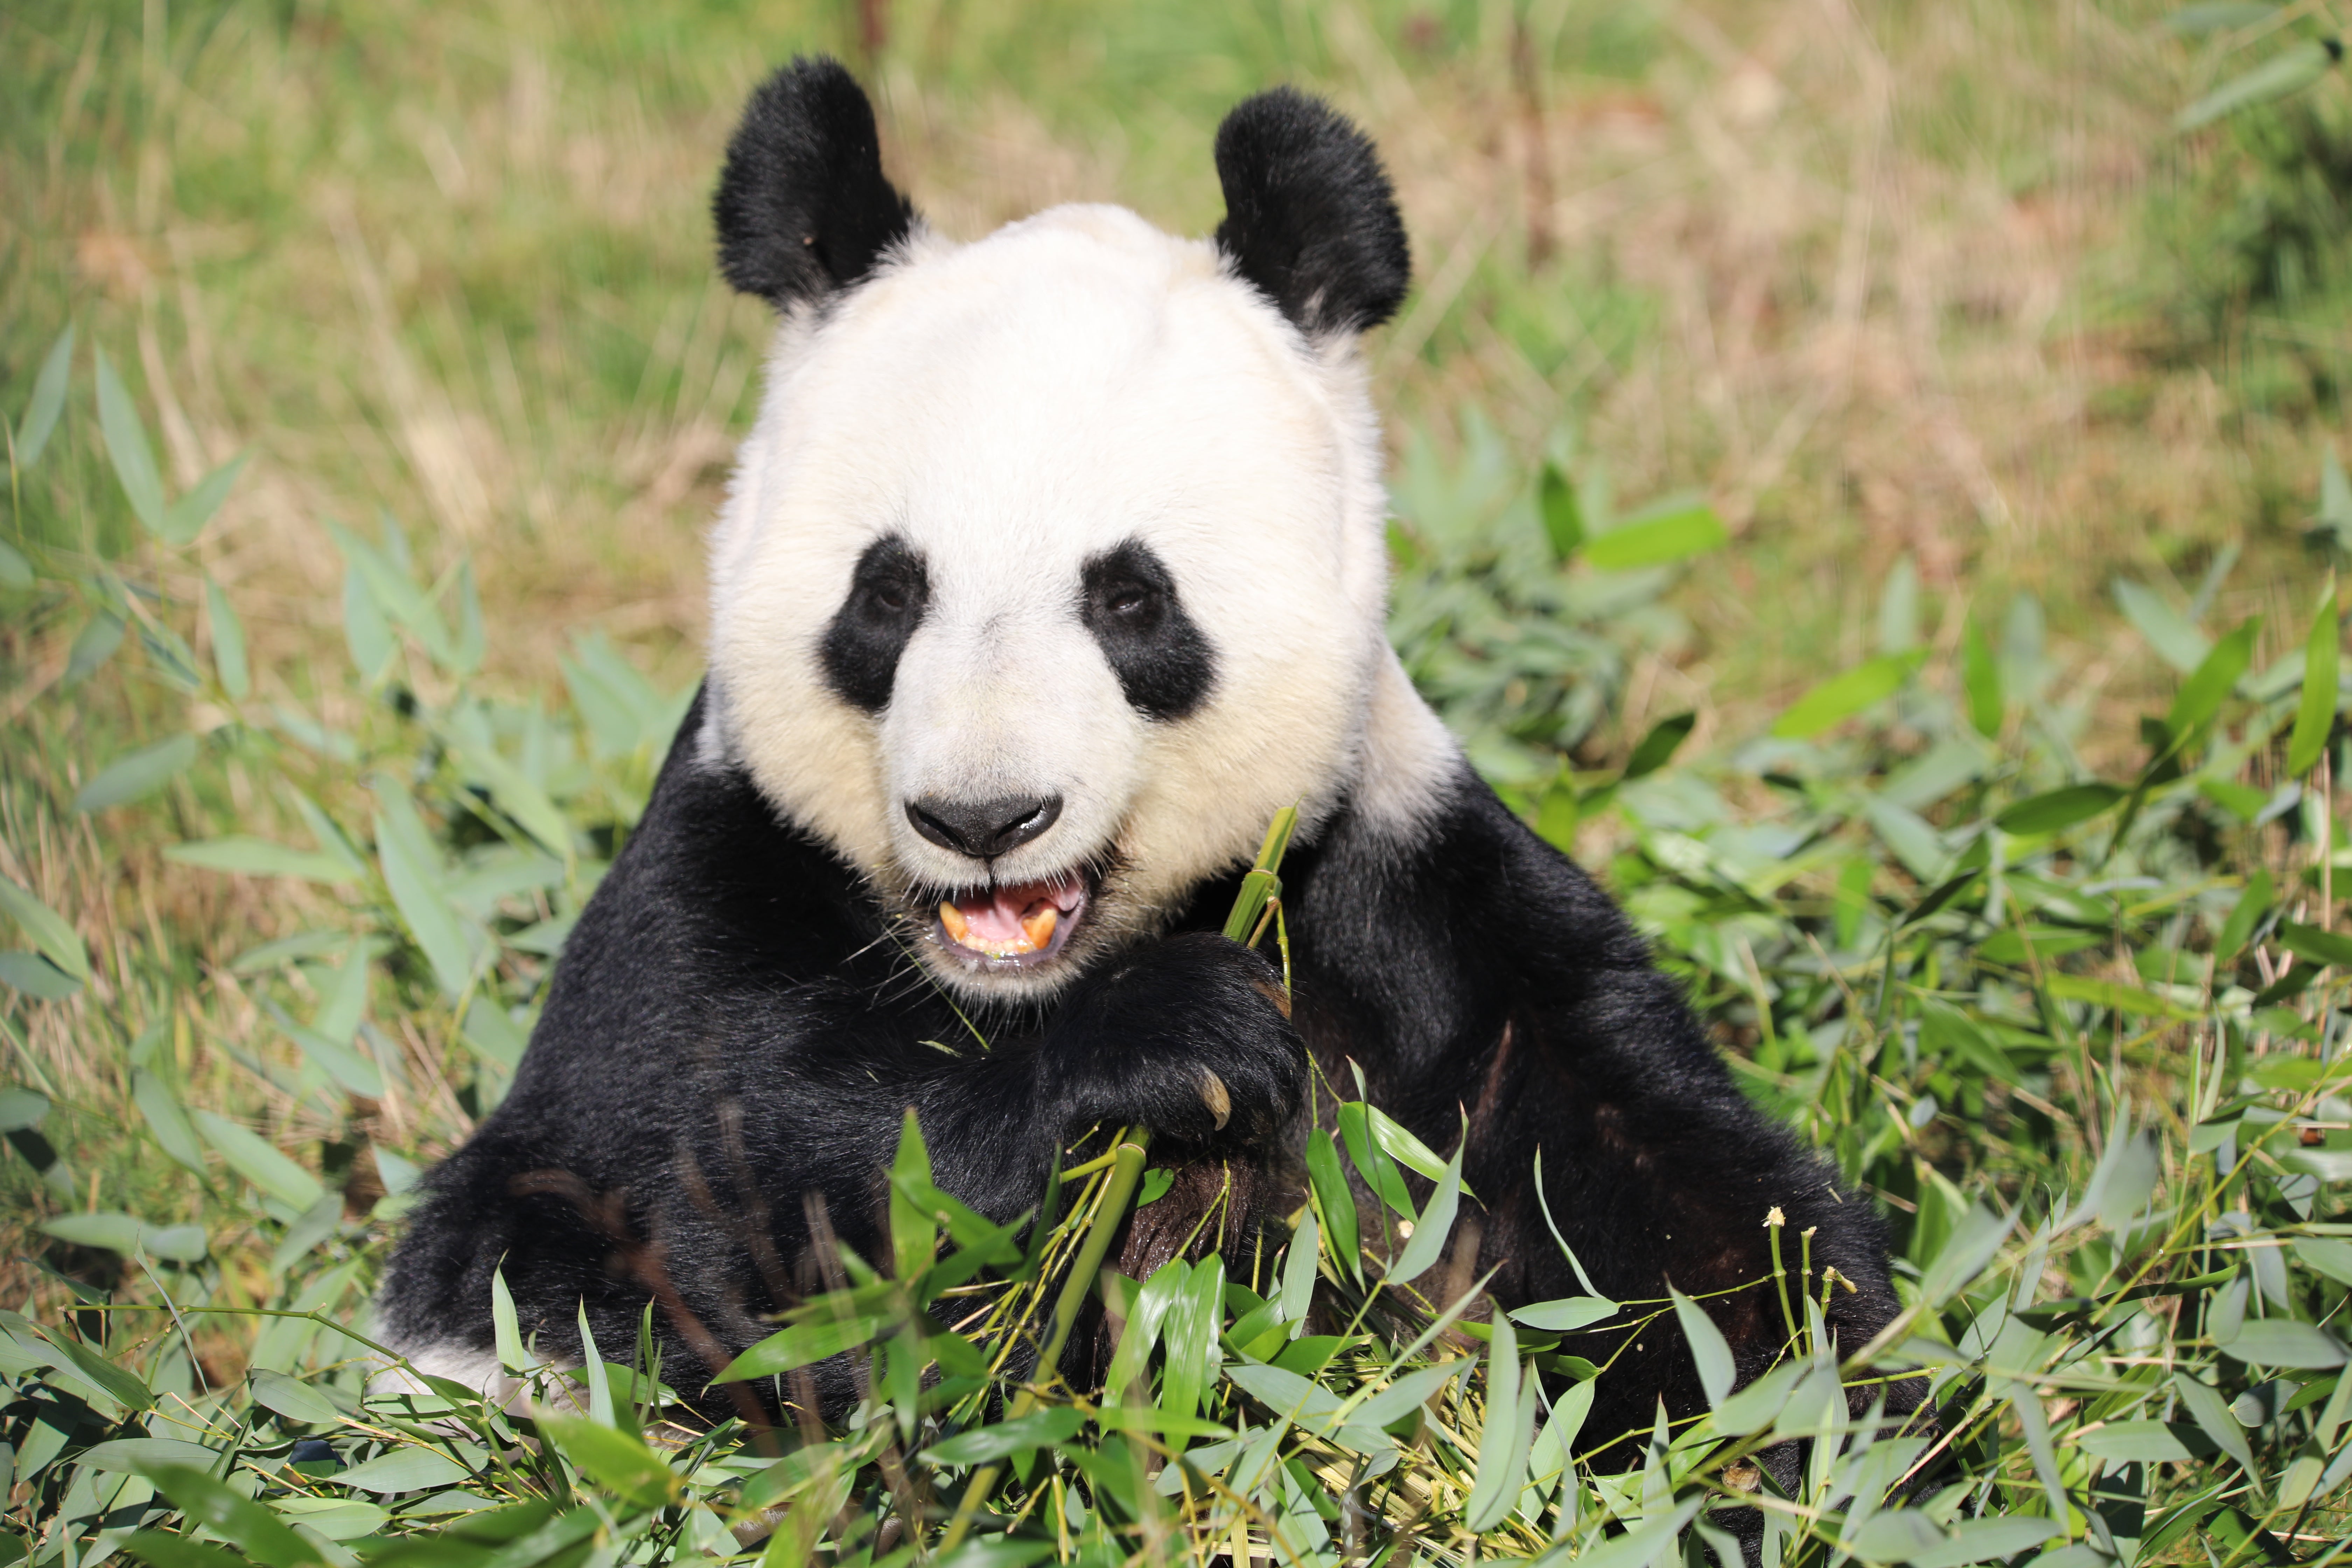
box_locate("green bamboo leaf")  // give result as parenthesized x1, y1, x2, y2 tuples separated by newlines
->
(191, 1108, 324, 1210)
(250, 1369, 341, 1426)
(1711, 1359, 1806, 1433)
(1462, 1310, 1535, 1531)
(715, 1314, 883, 1382)
(1350, 1358, 1469, 1428)
(1160, 1254, 1225, 1435)
(451, 736, 574, 861)
(1389, 1132, 1463, 1284)
(2042, 972, 2200, 1020)
(492, 1262, 528, 1372)
(0, 539, 31, 592)
(132, 1463, 325, 1568)
(2289, 575, 2339, 778)
(166, 837, 357, 882)
(42, 1332, 157, 1411)
(1770, 649, 1925, 739)
(921, 1408, 1085, 1465)
(1582, 495, 1726, 573)
(2114, 578, 2211, 672)
(374, 788, 475, 1001)
(42, 1211, 144, 1252)
(2168, 4, 2281, 35)
(329, 521, 454, 666)
(1623, 711, 1695, 781)
(0, 952, 80, 999)
(1963, 614, 2003, 737)
(539, 1416, 678, 1511)
(453, 558, 485, 675)
(18, 323, 74, 468)
(1276, 1209, 1319, 1332)
(1337, 1101, 1414, 1214)
(286, 786, 369, 878)
(75, 733, 198, 813)
(82, 1440, 223, 1474)
(94, 349, 168, 538)
(1539, 463, 1584, 561)
(159, 451, 247, 546)
(138, 615, 203, 692)
(2278, 920, 2352, 970)
(889, 1108, 936, 1282)
(2224, 1320, 2347, 1368)
(1920, 1202, 2015, 1306)
(204, 577, 250, 699)
(1907, 1519, 2064, 1568)
(2177, 40, 2338, 131)
(1993, 782, 2125, 836)
(125, 1530, 245, 1568)
(275, 1013, 383, 1100)
(342, 564, 394, 681)
(0, 875, 89, 980)
(64, 611, 126, 689)
(2174, 1373, 2259, 1479)
(1304, 1128, 1360, 1280)
(1670, 1286, 1736, 1408)
(132, 1070, 206, 1172)
(2077, 1421, 2197, 1462)
(576, 1302, 618, 1429)
(1366, 1101, 1453, 1185)
(1510, 1295, 1619, 1332)
(335, 1448, 472, 1494)
(2167, 615, 2260, 739)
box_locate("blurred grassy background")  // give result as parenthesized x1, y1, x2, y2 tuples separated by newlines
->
(8, 10, 2352, 1552)
(8, 0, 2343, 730)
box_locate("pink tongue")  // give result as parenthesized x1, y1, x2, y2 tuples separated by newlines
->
(952, 875, 1080, 947)
(954, 887, 1033, 948)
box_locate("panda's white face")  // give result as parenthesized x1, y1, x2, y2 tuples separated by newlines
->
(706, 204, 1450, 1001)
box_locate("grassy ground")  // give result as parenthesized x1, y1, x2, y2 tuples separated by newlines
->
(5, 0, 2336, 714)
(8, 2, 2352, 1565)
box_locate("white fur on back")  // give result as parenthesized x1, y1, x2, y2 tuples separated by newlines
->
(706, 204, 1455, 988)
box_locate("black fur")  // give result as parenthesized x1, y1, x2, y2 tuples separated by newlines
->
(379, 688, 1305, 1416)
(714, 58, 917, 309)
(381, 702, 1921, 1468)
(1079, 540, 1216, 721)
(819, 535, 930, 712)
(1213, 88, 1411, 337)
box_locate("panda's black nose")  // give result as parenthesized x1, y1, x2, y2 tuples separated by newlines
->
(905, 794, 1063, 859)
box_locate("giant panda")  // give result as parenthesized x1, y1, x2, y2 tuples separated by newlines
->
(379, 55, 1927, 1505)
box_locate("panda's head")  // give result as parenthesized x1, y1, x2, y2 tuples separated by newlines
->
(702, 58, 1452, 1002)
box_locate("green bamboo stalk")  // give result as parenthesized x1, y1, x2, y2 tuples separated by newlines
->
(938, 1131, 1150, 1550)
(937, 806, 1297, 1552)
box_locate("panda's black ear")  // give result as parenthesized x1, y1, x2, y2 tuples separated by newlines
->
(713, 57, 918, 310)
(1212, 88, 1410, 338)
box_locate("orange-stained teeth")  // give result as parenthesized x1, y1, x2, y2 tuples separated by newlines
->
(1021, 907, 1058, 951)
(940, 902, 970, 942)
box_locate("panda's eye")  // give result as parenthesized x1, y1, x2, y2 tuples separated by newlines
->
(1105, 584, 1152, 617)
(868, 581, 909, 614)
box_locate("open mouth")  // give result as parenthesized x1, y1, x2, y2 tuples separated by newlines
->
(933, 870, 1090, 964)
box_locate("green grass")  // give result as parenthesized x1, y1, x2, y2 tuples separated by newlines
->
(9, 2, 2352, 1566)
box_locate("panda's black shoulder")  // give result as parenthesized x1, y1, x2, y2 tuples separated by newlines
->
(504, 685, 888, 1087)
(1270, 764, 1648, 1067)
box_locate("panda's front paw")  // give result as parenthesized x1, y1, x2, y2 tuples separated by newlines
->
(1043, 932, 1306, 1149)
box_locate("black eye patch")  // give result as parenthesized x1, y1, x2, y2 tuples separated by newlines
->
(1080, 540, 1216, 721)
(820, 534, 931, 712)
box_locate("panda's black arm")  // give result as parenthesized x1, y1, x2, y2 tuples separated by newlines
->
(1289, 771, 1916, 1432)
